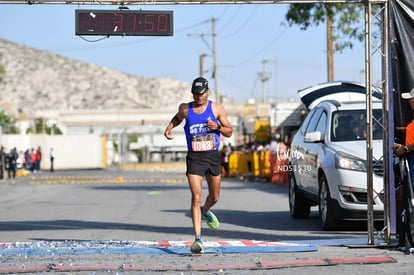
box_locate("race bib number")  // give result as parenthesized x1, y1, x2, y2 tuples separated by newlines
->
(191, 133, 216, 151)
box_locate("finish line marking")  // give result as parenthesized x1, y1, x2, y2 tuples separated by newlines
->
(0, 239, 315, 248)
(0, 240, 318, 256)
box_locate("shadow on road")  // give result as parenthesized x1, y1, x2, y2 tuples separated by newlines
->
(0, 209, 371, 242)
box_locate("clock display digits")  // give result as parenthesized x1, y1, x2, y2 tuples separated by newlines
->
(76, 10, 173, 36)
(144, 14, 155, 32)
(114, 14, 124, 32)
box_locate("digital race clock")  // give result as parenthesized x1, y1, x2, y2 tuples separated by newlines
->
(75, 9, 173, 36)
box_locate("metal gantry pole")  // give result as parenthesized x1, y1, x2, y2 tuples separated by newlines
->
(380, 0, 391, 245)
(364, 0, 374, 245)
(365, 0, 390, 245)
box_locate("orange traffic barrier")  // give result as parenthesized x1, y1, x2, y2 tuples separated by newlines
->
(224, 147, 289, 185)
(228, 152, 249, 176)
(251, 151, 261, 177)
(258, 150, 271, 178)
(270, 144, 289, 186)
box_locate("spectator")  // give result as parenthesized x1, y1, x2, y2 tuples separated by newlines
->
(50, 148, 55, 172)
(0, 146, 5, 180)
(221, 145, 231, 177)
(6, 148, 18, 179)
(270, 134, 280, 151)
(19, 150, 24, 169)
(30, 148, 36, 173)
(256, 141, 265, 151)
(35, 146, 42, 172)
(24, 149, 30, 170)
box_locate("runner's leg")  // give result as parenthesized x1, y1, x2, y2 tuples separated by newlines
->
(203, 173, 221, 212)
(188, 173, 204, 238)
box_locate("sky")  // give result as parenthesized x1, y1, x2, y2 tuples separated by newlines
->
(0, 3, 380, 102)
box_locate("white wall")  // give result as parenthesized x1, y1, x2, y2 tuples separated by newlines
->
(0, 134, 104, 170)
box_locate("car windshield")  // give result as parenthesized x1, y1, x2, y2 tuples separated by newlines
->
(331, 109, 383, 141)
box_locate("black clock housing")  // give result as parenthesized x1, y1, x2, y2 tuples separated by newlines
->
(76, 9, 173, 36)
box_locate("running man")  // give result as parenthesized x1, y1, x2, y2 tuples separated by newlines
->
(164, 77, 233, 254)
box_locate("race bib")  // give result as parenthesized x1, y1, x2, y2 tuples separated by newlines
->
(191, 133, 216, 151)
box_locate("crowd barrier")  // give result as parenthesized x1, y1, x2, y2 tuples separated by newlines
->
(226, 147, 289, 186)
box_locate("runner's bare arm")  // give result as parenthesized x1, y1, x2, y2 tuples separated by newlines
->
(211, 103, 233, 138)
(164, 103, 188, 140)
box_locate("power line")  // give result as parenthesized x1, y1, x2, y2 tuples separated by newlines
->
(232, 27, 288, 67)
(219, 5, 259, 39)
(216, 5, 243, 35)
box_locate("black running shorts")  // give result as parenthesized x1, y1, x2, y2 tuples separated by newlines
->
(186, 150, 221, 176)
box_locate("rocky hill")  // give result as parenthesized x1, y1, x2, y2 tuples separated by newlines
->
(0, 39, 194, 119)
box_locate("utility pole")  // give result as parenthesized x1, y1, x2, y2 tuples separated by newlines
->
(274, 59, 278, 99)
(211, 17, 220, 103)
(199, 53, 207, 77)
(260, 60, 270, 102)
(188, 17, 219, 103)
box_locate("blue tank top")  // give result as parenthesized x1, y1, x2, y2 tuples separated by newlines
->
(184, 100, 221, 152)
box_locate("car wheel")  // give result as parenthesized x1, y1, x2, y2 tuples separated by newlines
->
(289, 172, 311, 218)
(318, 174, 337, 230)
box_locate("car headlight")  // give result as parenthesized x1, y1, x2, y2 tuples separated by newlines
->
(335, 152, 366, 172)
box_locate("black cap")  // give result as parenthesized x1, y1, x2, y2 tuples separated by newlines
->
(191, 77, 209, 94)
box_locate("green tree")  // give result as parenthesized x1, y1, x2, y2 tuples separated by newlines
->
(285, 3, 366, 81)
(0, 110, 19, 134)
(128, 133, 143, 163)
(46, 124, 63, 135)
(26, 117, 62, 135)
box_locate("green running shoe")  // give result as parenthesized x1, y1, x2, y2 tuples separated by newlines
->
(190, 239, 204, 254)
(201, 206, 219, 230)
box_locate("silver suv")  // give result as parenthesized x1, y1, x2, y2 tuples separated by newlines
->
(288, 81, 384, 230)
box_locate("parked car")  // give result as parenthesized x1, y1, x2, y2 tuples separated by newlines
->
(289, 81, 384, 230)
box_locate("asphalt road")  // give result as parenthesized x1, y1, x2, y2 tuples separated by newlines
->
(0, 166, 413, 274)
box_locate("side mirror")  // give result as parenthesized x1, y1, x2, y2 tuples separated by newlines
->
(304, 131, 324, 143)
